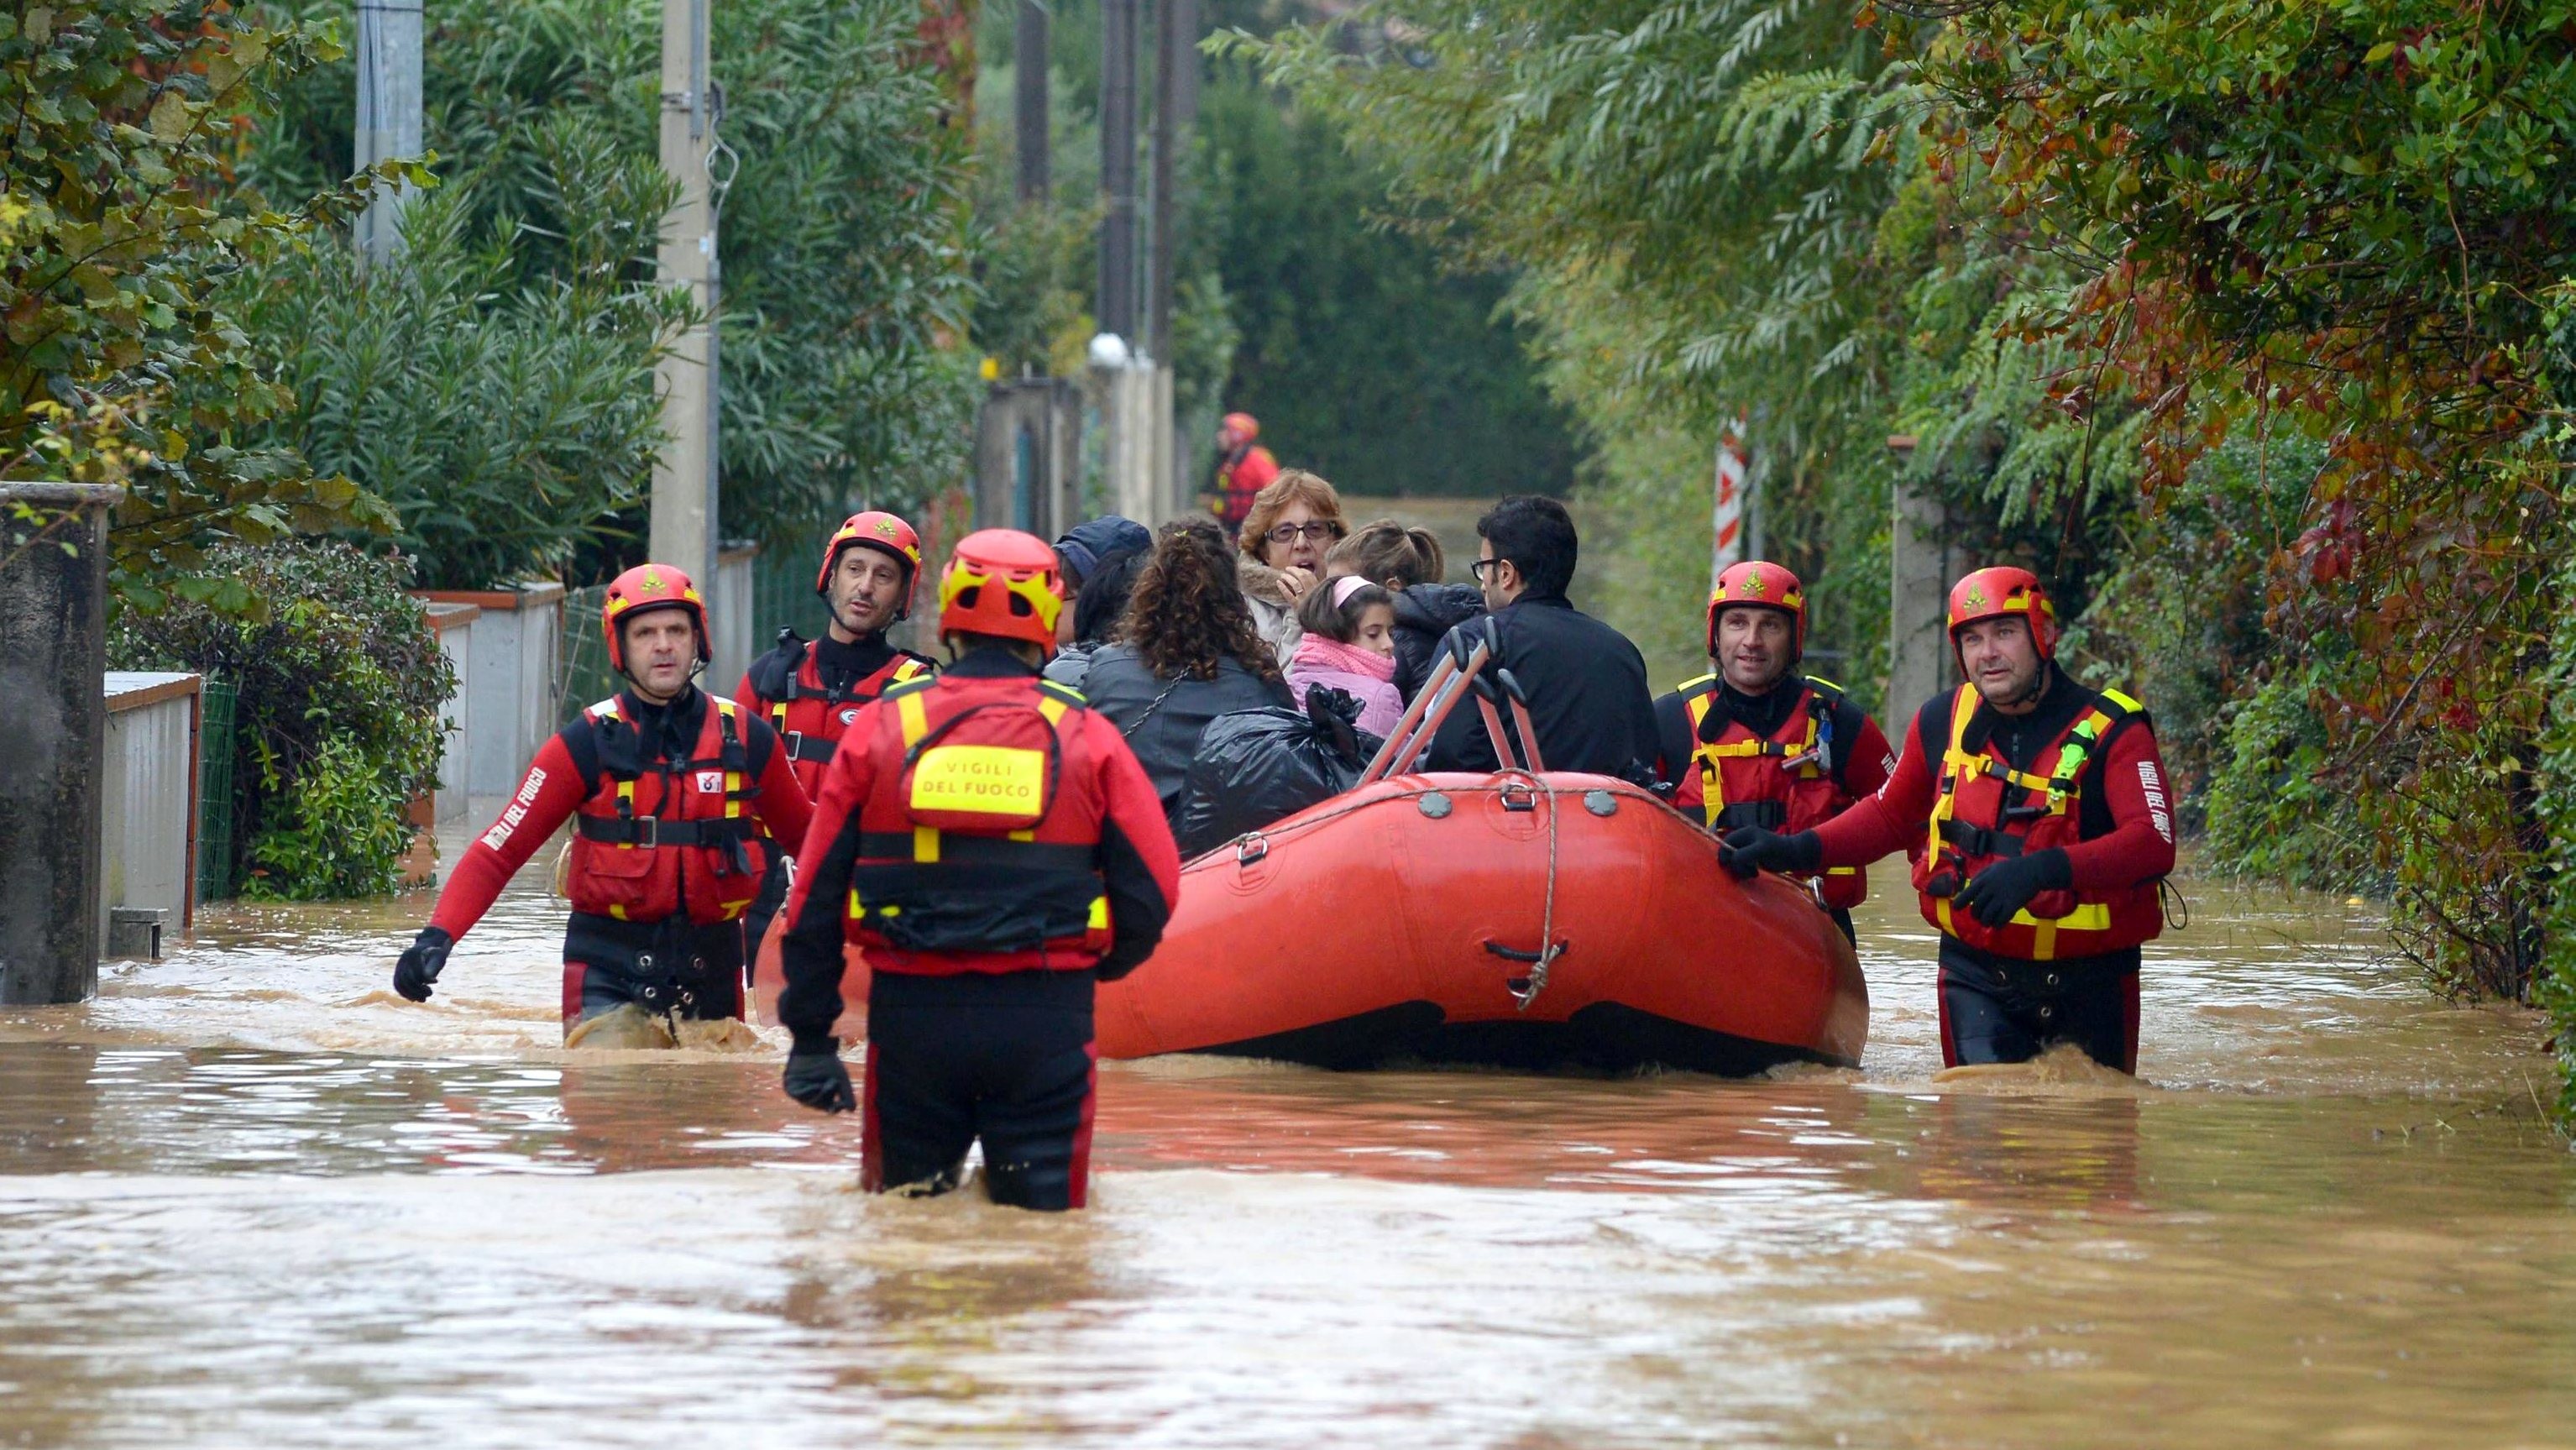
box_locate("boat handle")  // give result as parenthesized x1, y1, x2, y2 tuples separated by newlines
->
(1235, 833, 1270, 867)
(1481, 938, 1565, 966)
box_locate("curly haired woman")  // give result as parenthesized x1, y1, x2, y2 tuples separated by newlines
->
(1083, 518, 1295, 816)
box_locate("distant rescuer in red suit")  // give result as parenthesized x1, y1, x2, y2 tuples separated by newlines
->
(735, 511, 940, 948)
(1721, 567, 2178, 1072)
(775, 529, 1181, 1211)
(1207, 411, 1279, 537)
(391, 563, 814, 1042)
(1654, 561, 1895, 946)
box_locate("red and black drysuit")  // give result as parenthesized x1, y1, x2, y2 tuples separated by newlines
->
(735, 631, 938, 948)
(777, 651, 1181, 1211)
(1808, 664, 2176, 1070)
(1211, 442, 1280, 535)
(429, 686, 813, 1028)
(1654, 671, 1896, 943)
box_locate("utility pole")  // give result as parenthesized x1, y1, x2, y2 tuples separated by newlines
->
(352, 0, 423, 264)
(1148, 0, 1185, 359)
(651, 0, 720, 589)
(1014, 0, 1049, 204)
(1097, 0, 1139, 345)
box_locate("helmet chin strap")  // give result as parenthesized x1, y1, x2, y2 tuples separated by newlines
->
(1987, 660, 2049, 711)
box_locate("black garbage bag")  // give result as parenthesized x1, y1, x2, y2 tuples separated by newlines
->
(1174, 688, 1384, 857)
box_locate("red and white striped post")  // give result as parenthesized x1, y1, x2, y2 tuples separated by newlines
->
(1709, 421, 1750, 589)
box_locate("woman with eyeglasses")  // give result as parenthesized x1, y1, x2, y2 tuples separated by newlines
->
(1235, 469, 1349, 670)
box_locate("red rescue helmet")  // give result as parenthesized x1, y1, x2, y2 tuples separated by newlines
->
(1947, 565, 2058, 661)
(937, 529, 1064, 655)
(1222, 411, 1259, 443)
(1706, 560, 1806, 659)
(817, 510, 923, 604)
(601, 563, 713, 676)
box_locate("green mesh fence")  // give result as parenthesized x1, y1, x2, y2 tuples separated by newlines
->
(195, 675, 238, 903)
(556, 584, 618, 720)
(753, 544, 833, 654)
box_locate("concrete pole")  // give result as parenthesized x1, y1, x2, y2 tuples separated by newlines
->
(1014, 0, 1050, 205)
(353, 0, 425, 264)
(0, 483, 123, 1004)
(1884, 435, 1952, 720)
(1148, 0, 1182, 360)
(652, 0, 720, 588)
(1097, 0, 1139, 345)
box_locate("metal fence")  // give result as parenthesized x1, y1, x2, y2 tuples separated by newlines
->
(752, 544, 832, 653)
(555, 583, 617, 720)
(195, 676, 238, 903)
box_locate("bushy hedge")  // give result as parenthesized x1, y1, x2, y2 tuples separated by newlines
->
(112, 542, 452, 900)
(244, 0, 979, 560)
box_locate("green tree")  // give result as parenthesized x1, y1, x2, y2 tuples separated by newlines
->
(0, 1, 401, 608)
(1915, 0, 2576, 1036)
(246, 0, 978, 557)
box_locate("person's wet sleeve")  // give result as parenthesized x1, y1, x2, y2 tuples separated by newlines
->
(427, 730, 589, 942)
(742, 715, 814, 859)
(777, 723, 877, 1055)
(1840, 709, 1898, 800)
(1810, 699, 1938, 869)
(2063, 720, 2179, 891)
(1092, 721, 1183, 981)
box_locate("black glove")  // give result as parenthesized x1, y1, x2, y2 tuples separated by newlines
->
(1951, 848, 2073, 928)
(783, 1043, 856, 1113)
(1719, 828, 1821, 881)
(393, 927, 453, 1002)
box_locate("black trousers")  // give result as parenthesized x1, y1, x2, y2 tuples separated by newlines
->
(1935, 937, 2140, 1073)
(862, 968, 1098, 1212)
(561, 913, 746, 1025)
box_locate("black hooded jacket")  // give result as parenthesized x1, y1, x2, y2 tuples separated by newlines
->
(1390, 584, 1487, 701)
(1423, 593, 1661, 781)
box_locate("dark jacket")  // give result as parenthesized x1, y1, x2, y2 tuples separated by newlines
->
(1391, 583, 1486, 700)
(1082, 643, 1296, 814)
(1424, 593, 1661, 781)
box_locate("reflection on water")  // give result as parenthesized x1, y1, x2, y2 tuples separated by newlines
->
(0, 857, 2566, 1447)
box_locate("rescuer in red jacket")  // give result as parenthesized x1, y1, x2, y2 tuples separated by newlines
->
(392, 563, 814, 1042)
(1207, 411, 1280, 537)
(775, 529, 1181, 1211)
(734, 511, 940, 947)
(1722, 567, 2177, 1072)
(1654, 561, 1895, 945)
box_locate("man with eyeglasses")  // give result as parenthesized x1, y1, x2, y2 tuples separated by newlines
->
(1427, 495, 1661, 782)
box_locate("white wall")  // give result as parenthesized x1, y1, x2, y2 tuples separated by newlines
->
(422, 601, 479, 825)
(420, 584, 563, 801)
(713, 544, 757, 700)
(100, 673, 198, 948)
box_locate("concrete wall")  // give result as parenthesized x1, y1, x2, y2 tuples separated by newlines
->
(976, 379, 1086, 539)
(712, 544, 757, 699)
(1886, 468, 1958, 722)
(100, 673, 200, 950)
(417, 584, 563, 800)
(421, 601, 480, 825)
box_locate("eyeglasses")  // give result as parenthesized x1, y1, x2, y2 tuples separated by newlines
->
(1469, 557, 1507, 579)
(1264, 521, 1343, 546)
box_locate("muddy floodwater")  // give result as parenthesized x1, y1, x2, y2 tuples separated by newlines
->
(0, 845, 2568, 1448)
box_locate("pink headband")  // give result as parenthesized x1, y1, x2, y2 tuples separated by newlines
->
(1330, 575, 1374, 611)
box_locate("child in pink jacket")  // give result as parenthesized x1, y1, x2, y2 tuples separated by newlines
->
(1288, 576, 1403, 736)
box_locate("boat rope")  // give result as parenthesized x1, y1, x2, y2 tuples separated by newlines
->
(1505, 772, 1563, 1013)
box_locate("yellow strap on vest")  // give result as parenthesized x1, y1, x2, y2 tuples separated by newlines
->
(1933, 897, 2112, 961)
(1683, 687, 1818, 826)
(715, 698, 744, 820)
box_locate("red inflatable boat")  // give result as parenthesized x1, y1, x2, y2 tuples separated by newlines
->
(754, 630, 1868, 1074)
